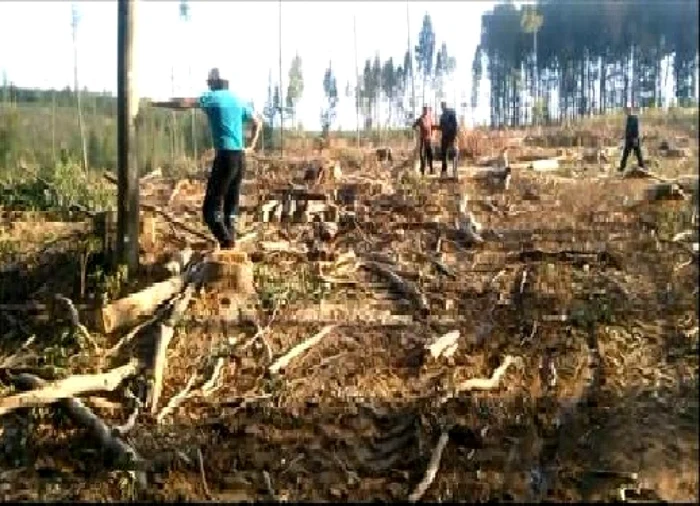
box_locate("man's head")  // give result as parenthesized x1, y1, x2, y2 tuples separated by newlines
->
(207, 68, 229, 90)
(422, 105, 429, 116)
(441, 101, 448, 112)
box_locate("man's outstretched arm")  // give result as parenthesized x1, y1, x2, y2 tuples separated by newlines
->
(150, 97, 200, 110)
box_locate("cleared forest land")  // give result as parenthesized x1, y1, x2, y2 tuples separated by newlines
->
(0, 113, 698, 501)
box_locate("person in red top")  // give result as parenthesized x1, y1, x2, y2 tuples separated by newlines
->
(413, 106, 435, 175)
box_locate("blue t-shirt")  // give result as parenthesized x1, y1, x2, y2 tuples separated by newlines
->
(199, 89, 254, 151)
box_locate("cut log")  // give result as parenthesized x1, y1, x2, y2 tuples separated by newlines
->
(97, 275, 187, 335)
(0, 360, 140, 417)
(13, 374, 147, 489)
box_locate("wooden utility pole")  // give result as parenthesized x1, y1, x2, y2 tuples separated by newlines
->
(117, 0, 139, 274)
(353, 15, 360, 148)
(278, 0, 284, 155)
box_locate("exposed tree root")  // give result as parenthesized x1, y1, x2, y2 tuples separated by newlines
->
(13, 373, 147, 489)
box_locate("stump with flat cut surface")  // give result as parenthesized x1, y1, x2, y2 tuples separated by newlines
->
(203, 250, 255, 295)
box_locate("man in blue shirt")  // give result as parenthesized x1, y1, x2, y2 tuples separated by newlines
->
(153, 68, 262, 249)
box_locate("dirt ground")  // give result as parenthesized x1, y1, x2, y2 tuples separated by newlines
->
(0, 141, 698, 502)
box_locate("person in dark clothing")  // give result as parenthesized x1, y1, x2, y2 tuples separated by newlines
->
(619, 106, 644, 172)
(437, 101, 459, 176)
(413, 106, 435, 175)
(153, 68, 262, 249)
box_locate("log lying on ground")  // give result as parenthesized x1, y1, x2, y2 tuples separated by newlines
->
(13, 373, 147, 489)
(269, 325, 337, 375)
(0, 359, 140, 417)
(97, 275, 188, 335)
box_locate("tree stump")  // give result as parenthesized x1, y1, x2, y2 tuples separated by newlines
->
(203, 250, 255, 295)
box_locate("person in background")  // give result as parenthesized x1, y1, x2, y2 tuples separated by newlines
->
(437, 101, 459, 177)
(619, 106, 645, 172)
(152, 68, 262, 250)
(413, 106, 435, 175)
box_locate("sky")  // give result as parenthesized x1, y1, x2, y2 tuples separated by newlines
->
(0, 0, 496, 129)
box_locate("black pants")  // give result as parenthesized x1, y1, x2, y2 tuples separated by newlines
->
(419, 138, 433, 174)
(620, 137, 644, 170)
(202, 149, 246, 248)
(440, 133, 456, 174)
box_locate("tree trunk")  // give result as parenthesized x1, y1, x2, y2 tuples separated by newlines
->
(73, 22, 88, 172)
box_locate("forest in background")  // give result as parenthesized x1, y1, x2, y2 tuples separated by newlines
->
(0, 0, 698, 173)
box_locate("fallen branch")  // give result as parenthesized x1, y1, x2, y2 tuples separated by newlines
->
(269, 325, 337, 375)
(12, 373, 147, 489)
(149, 286, 195, 414)
(673, 230, 695, 243)
(259, 241, 308, 256)
(426, 330, 460, 359)
(456, 356, 517, 393)
(200, 358, 225, 396)
(359, 261, 428, 311)
(408, 431, 450, 502)
(440, 356, 518, 405)
(0, 335, 36, 369)
(113, 401, 141, 436)
(141, 203, 214, 244)
(197, 447, 213, 500)
(156, 371, 198, 423)
(106, 315, 159, 358)
(0, 359, 139, 417)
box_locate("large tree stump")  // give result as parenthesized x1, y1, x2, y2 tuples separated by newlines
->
(202, 250, 255, 295)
